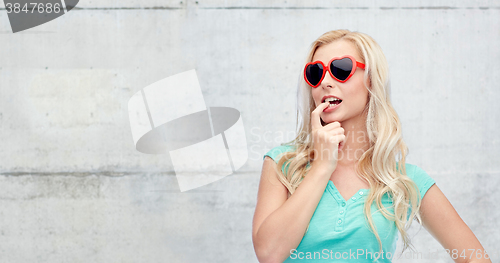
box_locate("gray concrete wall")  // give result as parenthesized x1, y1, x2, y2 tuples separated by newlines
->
(0, 0, 498, 262)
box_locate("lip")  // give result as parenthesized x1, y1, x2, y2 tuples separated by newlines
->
(323, 102, 341, 112)
(321, 95, 342, 103)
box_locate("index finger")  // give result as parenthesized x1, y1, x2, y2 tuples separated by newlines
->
(311, 102, 329, 130)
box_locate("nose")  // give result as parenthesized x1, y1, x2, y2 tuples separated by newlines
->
(319, 70, 336, 89)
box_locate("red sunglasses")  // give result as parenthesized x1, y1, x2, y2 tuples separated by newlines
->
(304, 55, 366, 88)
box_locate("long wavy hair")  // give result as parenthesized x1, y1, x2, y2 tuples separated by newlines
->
(273, 29, 422, 256)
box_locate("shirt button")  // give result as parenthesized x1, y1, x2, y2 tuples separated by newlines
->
(340, 210, 344, 214)
(359, 191, 364, 195)
(342, 202, 346, 207)
(337, 219, 342, 224)
(352, 197, 357, 200)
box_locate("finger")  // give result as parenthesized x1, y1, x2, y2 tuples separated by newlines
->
(323, 121, 341, 130)
(328, 133, 346, 144)
(329, 134, 346, 151)
(338, 141, 344, 151)
(338, 134, 346, 150)
(311, 102, 330, 130)
(327, 128, 345, 137)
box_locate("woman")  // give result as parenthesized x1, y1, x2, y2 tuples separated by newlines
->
(252, 30, 491, 263)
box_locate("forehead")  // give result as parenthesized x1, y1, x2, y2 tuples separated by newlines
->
(312, 39, 363, 63)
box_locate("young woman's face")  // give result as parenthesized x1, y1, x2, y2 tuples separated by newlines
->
(310, 40, 369, 125)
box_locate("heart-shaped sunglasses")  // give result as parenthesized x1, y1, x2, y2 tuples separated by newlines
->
(304, 55, 365, 88)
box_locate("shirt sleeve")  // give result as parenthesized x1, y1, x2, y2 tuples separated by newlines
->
(405, 163, 436, 204)
(263, 144, 296, 163)
(403, 164, 435, 221)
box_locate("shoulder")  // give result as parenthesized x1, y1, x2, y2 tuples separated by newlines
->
(399, 162, 436, 199)
(263, 144, 297, 163)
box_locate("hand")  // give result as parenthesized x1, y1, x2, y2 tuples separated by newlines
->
(310, 102, 345, 173)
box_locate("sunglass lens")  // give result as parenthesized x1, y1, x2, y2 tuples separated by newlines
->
(305, 63, 324, 86)
(331, 57, 353, 81)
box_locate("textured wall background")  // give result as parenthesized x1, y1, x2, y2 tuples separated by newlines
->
(1, 0, 499, 262)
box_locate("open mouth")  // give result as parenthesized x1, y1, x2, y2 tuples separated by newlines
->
(323, 97, 342, 107)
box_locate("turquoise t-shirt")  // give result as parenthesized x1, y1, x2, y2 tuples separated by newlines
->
(263, 144, 436, 262)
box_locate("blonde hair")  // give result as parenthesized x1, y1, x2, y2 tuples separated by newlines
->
(274, 29, 422, 256)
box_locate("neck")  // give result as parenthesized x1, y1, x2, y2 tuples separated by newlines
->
(337, 115, 370, 167)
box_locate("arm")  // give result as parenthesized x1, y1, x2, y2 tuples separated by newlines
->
(420, 184, 492, 263)
(251, 157, 331, 263)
